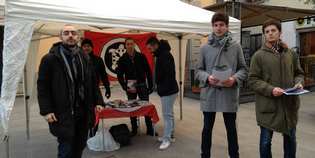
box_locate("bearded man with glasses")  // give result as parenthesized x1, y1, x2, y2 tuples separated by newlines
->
(37, 24, 104, 158)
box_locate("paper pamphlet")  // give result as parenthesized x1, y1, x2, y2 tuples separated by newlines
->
(284, 87, 309, 95)
(212, 68, 232, 86)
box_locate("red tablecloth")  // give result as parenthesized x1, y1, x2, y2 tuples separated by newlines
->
(95, 105, 159, 126)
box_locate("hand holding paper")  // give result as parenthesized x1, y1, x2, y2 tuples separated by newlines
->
(211, 68, 232, 87)
(283, 86, 309, 95)
(208, 75, 219, 85)
(293, 83, 303, 89)
(222, 77, 236, 87)
(272, 87, 284, 97)
(127, 80, 137, 93)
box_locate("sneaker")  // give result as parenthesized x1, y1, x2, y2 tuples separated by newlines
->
(159, 140, 171, 150)
(158, 137, 176, 143)
(157, 137, 164, 142)
(130, 130, 138, 137)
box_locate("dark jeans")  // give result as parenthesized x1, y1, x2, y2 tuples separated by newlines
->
(201, 112, 239, 158)
(260, 126, 296, 158)
(127, 85, 153, 133)
(57, 117, 88, 158)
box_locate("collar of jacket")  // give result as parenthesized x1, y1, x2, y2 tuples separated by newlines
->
(49, 42, 81, 58)
(262, 41, 289, 54)
(124, 51, 140, 58)
(88, 52, 96, 59)
(49, 42, 86, 81)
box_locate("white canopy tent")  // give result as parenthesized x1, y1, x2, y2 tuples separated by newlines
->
(0, 0, 241, 146)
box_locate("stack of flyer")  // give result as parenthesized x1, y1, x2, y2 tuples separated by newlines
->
(283, 87, 309, 95)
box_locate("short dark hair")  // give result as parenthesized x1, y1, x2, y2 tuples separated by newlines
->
(81, 38, 93, 47)
(262, 19, 281, 33)
(60, 24, 78, 36)
(125, 38, 134, 44)
(146, 37, 159, 46)
(211, 12, 229, 25)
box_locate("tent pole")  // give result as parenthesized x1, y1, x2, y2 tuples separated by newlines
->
(23, 67, 30, 140)
(5, 135, 10, 158)
(177, 34, 183, 120)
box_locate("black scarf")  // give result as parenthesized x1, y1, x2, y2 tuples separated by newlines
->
(60, 45, 86, 110)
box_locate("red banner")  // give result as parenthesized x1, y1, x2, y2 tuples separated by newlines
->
(84, 31, 156, 80)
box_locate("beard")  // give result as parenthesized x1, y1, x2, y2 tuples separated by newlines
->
(63, 39, 77, 48)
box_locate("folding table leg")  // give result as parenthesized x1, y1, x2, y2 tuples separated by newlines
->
(137, 117, 141, 135)
(102, 119, 105, 150)
(153, 124, 156, 138)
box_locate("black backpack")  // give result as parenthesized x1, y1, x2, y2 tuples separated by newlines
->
(109, 124, 131, 146)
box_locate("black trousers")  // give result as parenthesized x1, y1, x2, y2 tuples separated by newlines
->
(201, 112, 239, 158)
(57, 116, 89, 158)
(127, 85, 153, 133)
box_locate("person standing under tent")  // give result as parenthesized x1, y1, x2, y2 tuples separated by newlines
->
(116, 38, 157, 137)
(195, 12, 248, 158)
(146, 37, 179, 150)
(81, 38, 111, 137)
(37, 24, 104, 158)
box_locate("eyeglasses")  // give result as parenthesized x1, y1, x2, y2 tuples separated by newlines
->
(62, 30, 78, 36)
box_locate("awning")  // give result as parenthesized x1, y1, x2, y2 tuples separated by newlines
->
(205, 1, 315, 28)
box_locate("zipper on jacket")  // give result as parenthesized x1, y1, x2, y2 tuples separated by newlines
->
(279, 53, 288, 132)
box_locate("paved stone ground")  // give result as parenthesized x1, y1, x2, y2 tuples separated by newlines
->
(1, 86, 315, 158)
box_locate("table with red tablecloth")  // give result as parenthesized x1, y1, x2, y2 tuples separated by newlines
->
(95, 104, 159, 126)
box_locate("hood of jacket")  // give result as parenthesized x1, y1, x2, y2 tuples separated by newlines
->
(154, 40, 171, 57)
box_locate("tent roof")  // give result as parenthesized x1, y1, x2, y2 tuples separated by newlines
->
(6, 0, 240, 35)
(205, 1, 315, 28)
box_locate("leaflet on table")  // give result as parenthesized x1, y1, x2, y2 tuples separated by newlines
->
(105, 100, 150, 108)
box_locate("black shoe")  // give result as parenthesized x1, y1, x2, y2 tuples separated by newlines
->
(130, 130, 137, 137)
(146, 131, 158, 136)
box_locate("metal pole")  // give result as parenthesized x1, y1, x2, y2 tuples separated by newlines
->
(232, 0, 235, 18)
(5, 135, 10, 158)
(102, 119, 105, 150)
(177, 35, 183, 120)
(23, 67, 30, 140)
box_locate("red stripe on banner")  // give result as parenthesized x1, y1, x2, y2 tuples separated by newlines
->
(84, 31, 156, 81)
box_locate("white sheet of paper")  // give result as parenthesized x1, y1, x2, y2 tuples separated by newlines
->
(127, 80, 137, 92)
(212, 68, 232, 86)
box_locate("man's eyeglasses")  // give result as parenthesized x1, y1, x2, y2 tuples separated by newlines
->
(62, 30, 78, 36)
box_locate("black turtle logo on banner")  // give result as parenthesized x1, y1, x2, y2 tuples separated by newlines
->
(100, 38, 141, 78)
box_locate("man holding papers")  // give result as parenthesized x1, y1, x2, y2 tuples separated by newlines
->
(116, 38, 156, 137)
(248, 19, 305, 158)
(196, 12, 248, 158)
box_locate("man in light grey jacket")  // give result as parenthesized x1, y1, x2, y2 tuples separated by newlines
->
(196, 12, 248, 158)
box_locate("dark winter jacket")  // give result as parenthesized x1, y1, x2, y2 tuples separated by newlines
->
(89, 52, 110, 91)
(37, 42, 104, 140)
(116, 51, 153, 91)
(248, 43, 304, 134)
(154, 40, 179, 96)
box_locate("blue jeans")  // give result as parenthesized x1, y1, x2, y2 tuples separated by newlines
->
(201, 112, 239, 158)
(260, 126, 296, 158)
(160, 93, 177, 141)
